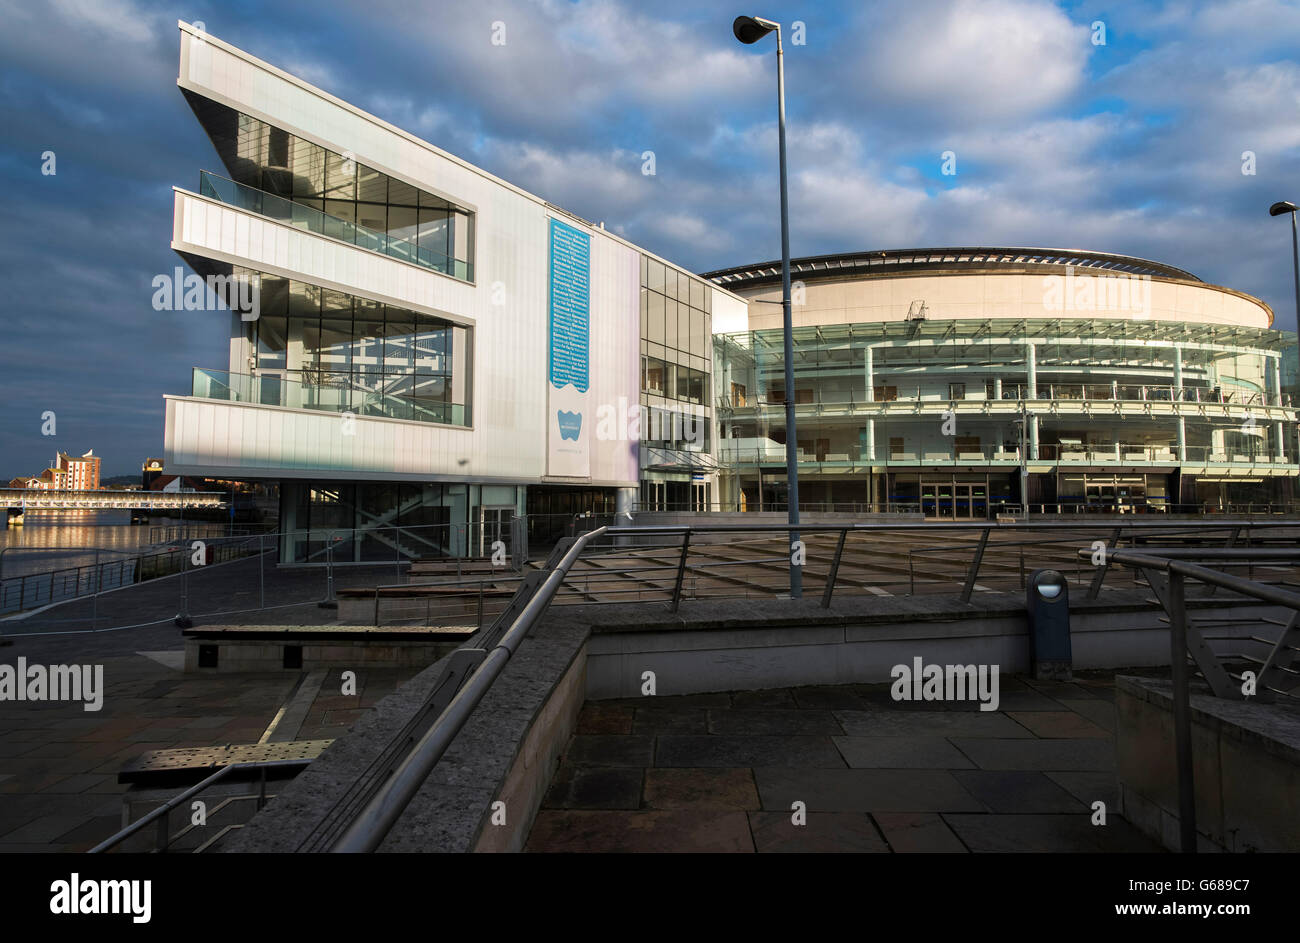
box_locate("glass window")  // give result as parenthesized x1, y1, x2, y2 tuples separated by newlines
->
(640, 289, 648, 340)
(418, 208, 450, 262)
(689, 369, 704, 405)
(290, 138, 325, 198)
(388, 176, 419, 208)
(664, 268, 679, 301)
(319, 319, 352, 369)
(689, 278, 705, 310)
(690, 308, 705, 355)
(647, 259, 666, 295)
(676, 364, 691, 400)
(385, 313, 415, 370)
(257, 317, 288, 368)
(326, 151, 356, 201)
(356, 164, 386, 203)
(648, 292, 665, 345)
(644, 357, 666, 394)
(288, 281, 321, 320)
(665, 299, 678, 349)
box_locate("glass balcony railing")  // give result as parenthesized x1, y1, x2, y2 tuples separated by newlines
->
(718, 384, 1288, 409)
(190, 367, 469, 427)
(197, 171, 474, 282)
(717, 439, 1293, 467)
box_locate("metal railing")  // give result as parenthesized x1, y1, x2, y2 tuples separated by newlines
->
(325, 518, 1300, 851)
(717, 383, 1290, 410)
(88, 758, 310, 854)
(1075, 547, 1300, 852)
(199, 170, 473, 281)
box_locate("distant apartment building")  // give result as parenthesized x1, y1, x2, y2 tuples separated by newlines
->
(23, 450, 102, 491)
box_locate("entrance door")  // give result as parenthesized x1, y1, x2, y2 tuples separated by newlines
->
(478, 506, 514, 558)
(691, 481, 709, 512)
(921, 484, 955, 519)
(953, 484, 989, 519)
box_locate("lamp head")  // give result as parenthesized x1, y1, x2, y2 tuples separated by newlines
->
(733, 15, 778, 44)
(1270, 201, 1298, 216)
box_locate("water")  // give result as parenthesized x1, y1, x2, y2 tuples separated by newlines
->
(0, 511, 224, 578)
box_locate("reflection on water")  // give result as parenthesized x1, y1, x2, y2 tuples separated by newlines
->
(0, 510, 222, 578)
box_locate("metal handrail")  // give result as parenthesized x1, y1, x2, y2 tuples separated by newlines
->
(331, 525, 611, 852)
(1072, 546, 1300, 853)
(88, 758, 309, 854)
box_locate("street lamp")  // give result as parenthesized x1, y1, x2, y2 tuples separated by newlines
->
(734, 14, 801, 597)
(1270, 201, 1300, 401)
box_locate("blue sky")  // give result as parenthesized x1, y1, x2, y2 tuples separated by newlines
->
(1, 0, 1298, 476)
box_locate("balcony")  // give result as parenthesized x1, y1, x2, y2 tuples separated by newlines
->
(198, 171, 473, 282)
(190, 367, 469, 427)
(718, 383, 1288, 411)
(718, 438, 1294, 469)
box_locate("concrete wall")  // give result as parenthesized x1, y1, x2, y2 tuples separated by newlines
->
(1116, 676, 1300, 852)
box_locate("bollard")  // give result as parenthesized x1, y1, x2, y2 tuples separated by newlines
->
(1026, 568, 1071, 680)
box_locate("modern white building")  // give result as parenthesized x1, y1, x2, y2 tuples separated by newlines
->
(706, 249, 1300, 515)
(163, 23, 744, 560)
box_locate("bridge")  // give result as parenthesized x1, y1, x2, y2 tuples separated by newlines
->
(2, 488, 227, 515)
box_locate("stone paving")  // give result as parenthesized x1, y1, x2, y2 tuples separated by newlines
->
(526, 672, 1164, 853)
(0, 625, 418, 852)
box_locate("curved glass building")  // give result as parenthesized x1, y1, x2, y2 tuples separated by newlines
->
(705, 248, 1299, 516)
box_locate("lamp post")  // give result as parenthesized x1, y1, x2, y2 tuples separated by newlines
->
(734, 14, 800, 597)
(1269, 201, 1300, 409)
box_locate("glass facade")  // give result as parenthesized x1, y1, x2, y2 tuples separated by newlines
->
(639, 254, 715, 507)
(216, 112, 474, 281)
(197, 265, 470, 426)
(713, 318, 1299, 514)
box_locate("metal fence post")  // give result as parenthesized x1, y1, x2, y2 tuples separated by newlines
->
(1167, 569, 1197, 853)
(670, 531, 691, 613)
(821, 528, 848, 608)
(959, 527, 990, 603)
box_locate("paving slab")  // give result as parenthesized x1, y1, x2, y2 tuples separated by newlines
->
(707, 709, 843, 736)
(873, 811, 969, 853)
(835, 709, 1033, 738)
(950, 770, 1088, 813)
(834, 737, 977, 769)
(632, 707, 708, 735)
(943, 813, 1164, 853)
(1045, 771, 1119, 809)
(542, 766, 644, 810)
(950, 738, 1117, 771)
(525, 810, 754, 852)
(563, 735, 655, 767)
(643, 768, 759, 810)
(1007, 710, 1111, 739)
(748, 811, 890, 852)
(754, 767, 985, 813)
(1055, 698, 1117, 732)
(656, 735, 846, 769)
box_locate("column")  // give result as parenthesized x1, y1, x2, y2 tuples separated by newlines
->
(864, 346, 874, 402)
(1177, 416, 1187, 463)
(1271, 355, 1283, 407)
(1275, 420, 1286, 461)
(994, 377, 1002, 399)
(866, 418, 876, 461)
(1029, 414, 1039, 460)
(1025, 342, 1037, 398)
(1173, 344, 1183, 397)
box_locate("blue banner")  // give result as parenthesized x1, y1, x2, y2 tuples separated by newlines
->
(548, 218, 590, 393)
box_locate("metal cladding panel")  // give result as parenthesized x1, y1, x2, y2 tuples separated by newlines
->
(587, 232, 641, 485)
